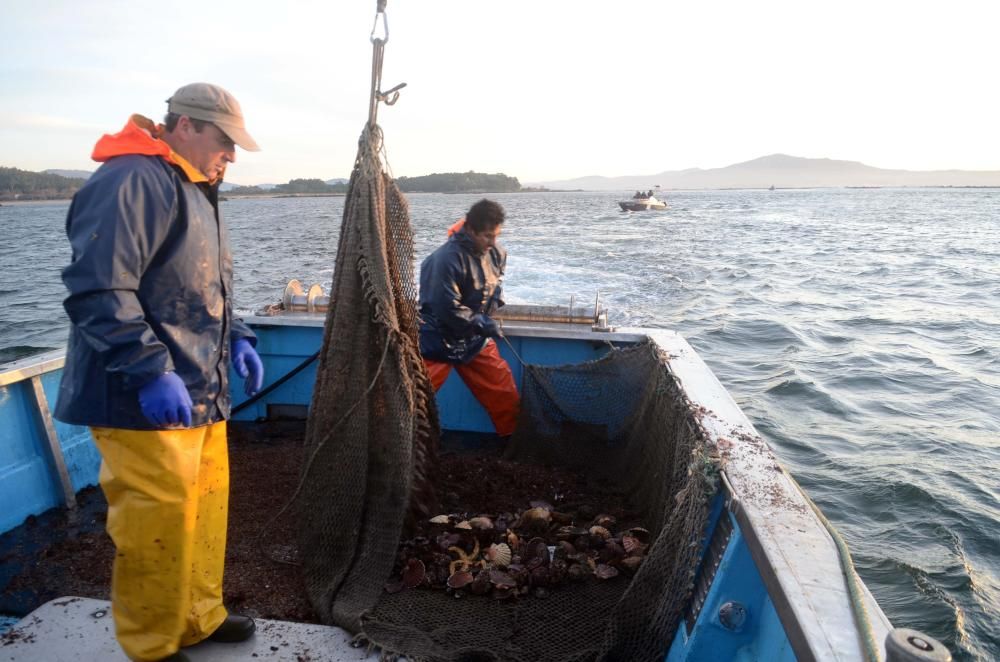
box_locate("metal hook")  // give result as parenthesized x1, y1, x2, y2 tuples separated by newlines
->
(370, 9, 389, 44)
(377, 82, 407, 106)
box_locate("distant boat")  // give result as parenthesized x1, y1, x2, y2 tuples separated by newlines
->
(769, 185, 775, 191)
(619, 189, 667, 211)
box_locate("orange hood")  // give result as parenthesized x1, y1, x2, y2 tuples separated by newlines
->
(92, 114, 173, 162)
(91, 115, 211, 183)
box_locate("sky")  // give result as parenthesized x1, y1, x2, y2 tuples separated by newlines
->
(1, 0, 999, 186)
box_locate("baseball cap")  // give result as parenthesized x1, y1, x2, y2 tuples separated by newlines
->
(166, 82, 260, 152)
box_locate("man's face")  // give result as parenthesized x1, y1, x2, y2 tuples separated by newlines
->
(467, 224, 502, 254)
(174, 117, 236, 182)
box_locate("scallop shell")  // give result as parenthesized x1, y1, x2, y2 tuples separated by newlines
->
(402, 558, 426, 589)
(628, 527, 651, 544)
(520, 506, 552, 526)
(429, 515, 451, 525)
(599, 541, 625, 563)
(486, 543, 512, 567)
(488, 569, 517, 589)
(454, 520, 473, 530)
(594, 563, 620, 580)
(550, 511, 573, 525)
(619, 556, 644, 573)
(468, 516, 494, 530)
(447, 570, 474, 589)
(593, 514, 617, 528)
(622, 535, 647, 556)
(556, 525, 589, 540)
(523, 537, 551, 567)
(470, 570, 493, 595)
(589, 525, 612, 540)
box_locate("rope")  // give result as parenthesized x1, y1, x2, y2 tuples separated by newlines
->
(500, 331, 527, 368)
(231, 350, 320, 416)
(786, 471, 882, 662)
(367, 31, 386, 127)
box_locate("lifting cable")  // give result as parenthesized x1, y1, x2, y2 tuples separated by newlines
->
(367, 0, 406, 129)
(236, 0, 409, 418)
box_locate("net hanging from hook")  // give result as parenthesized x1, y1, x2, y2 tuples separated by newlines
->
(298, 0, 437, 634)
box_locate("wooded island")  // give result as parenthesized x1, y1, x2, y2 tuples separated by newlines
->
(0, 167, 533, 201)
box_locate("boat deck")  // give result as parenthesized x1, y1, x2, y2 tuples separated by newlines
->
(1, 597, 374, 661)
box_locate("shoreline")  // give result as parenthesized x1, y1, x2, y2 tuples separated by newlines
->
(4, 184, 1000, 206)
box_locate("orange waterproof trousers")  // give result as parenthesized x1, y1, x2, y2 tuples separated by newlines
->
(424, 340, 520, 436)
(90, 422, 229, 661)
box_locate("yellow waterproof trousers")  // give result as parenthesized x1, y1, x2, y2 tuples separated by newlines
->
(91, 422, 229, 661)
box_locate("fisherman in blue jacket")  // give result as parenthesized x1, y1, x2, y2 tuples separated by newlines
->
(54, 83, 263, 662)
(419, 199, 520, 437)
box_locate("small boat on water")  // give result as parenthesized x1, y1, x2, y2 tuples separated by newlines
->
(0, 282, 950, 661)
(619, 190, 667, 211)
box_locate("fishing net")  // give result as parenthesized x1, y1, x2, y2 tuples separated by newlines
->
(296, 50, 717, 662)
(298, 124, 440, 632)
(357, 341, 719, 661)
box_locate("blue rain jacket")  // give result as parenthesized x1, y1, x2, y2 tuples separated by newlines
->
(418, 227, 506, 364)
(55, 135, 254, 429)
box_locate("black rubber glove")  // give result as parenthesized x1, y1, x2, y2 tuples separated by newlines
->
(471, 313, 502, 339)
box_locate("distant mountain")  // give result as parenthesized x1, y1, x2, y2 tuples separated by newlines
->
(43, 169, 92, 180)
(531, 154, 1000, 191)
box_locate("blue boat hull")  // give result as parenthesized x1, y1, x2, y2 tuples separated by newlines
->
(0, 315, 895, 660)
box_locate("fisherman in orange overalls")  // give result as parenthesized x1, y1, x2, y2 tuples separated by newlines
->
(418, 199, 519, 437)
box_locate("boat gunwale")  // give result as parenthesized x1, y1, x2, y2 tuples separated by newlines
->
(0, 349, 66, 387)
(243, 315, 894, 659)
(634, 327, 892, 661)
(1, 318, 894, 660)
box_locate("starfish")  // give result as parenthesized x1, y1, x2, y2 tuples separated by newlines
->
(447, 539, 481, 575)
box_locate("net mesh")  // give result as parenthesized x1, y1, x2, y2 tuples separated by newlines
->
(298, 125, 439, 632)
(361, 342, 718, 661)
(298, 125, 719, 661)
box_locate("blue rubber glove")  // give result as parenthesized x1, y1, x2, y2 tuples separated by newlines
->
(471, 313, 502, 339)
(138, 372, 193, 428)
(232, 338, 264, 396)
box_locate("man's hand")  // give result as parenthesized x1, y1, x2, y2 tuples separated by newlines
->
(232, 338, 264, 396)
(471, 313, 503, 340)
(138, 372, 193, 428)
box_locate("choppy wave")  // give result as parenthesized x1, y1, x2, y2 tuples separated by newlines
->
(2, 188, 999, 659)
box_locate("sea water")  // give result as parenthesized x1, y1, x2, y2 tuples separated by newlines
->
(0, 189, 997, 660)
